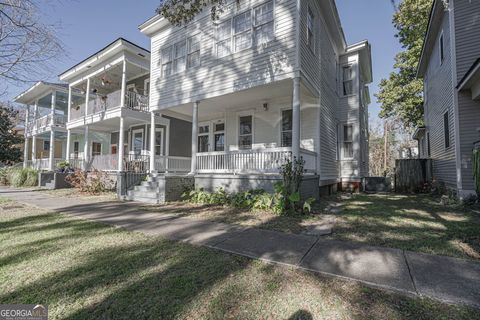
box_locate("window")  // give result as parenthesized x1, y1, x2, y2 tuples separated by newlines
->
(307, 6, 315, 51)
(216, 0, 274, 58)
(173, 41, 187, 73)
(254, 1, 274, 45)
(233, 11, 252, 52)
(161, 47, 173, 77)
(216, 20, 232, 58)
(281, 109, 292, 147)
(214, 122, 225, 151)
(238, 115, 253, 149)
(198, 124, 210, 153)
(155, 129, 163, 155)
(439, 33, 444, 65)
(443, 111, 450, 148)
(132, 130, 144, 155)
(342, 65, 353, 96)
(73, 141, 79, 157)
(92, 142, 101, 156)
(427, 132, 431, 157)
(43, 140, 50, 151)
(342, 124, 353, 159)
(187, 35, 201, 68)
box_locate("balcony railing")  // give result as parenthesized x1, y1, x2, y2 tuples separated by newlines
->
(154, 156, 191, 173)
(70, 90, 149, 121)
(196, 147, 317, 174)
(26, 114, 67, 134)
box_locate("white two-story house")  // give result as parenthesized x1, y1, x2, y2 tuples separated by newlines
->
(416, 0, 480, 198)
(17, 0, 372, 202)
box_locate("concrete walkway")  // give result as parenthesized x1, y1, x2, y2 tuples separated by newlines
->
(1, 187, 479, 309)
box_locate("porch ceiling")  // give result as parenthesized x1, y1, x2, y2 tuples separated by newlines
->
(85, 116, 149, 132)
(164, 79, 295, 119)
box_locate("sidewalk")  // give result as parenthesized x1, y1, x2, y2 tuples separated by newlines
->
(1, 187, 479, 308)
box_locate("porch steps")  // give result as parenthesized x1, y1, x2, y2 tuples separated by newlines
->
(126, 173, 194, 204)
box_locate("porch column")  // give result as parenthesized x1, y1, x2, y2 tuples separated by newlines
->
(66, 129, 71, 162)
(85, 78, 90, 117)
(83, 125, 89, 170)
(118, 117, 125, 172)
(49, 130, 55, 171)
(292, 77, 301, 160)
(149, 111, 156, 172)
(23, 106, 30, 168)
(190, 101, 199, 175)
(67, 85, 72, 122)
(32, 135, 37, 163)
(120, 60, 127, 108)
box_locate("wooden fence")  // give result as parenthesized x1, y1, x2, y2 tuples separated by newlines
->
(394, 159, 432, 193)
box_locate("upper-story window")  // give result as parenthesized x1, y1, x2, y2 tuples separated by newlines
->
(307, 6, 315, 52)
(342, 65, 354, 96)
(161, 35, 200, 77)
(443, 111, 450, 149)
(342, 124, 353, 159)
(216, 0, 274, 58)
(439, 32, 444, 65)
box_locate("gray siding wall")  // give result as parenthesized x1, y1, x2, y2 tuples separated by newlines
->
(454, 0, 480, 192)
(150, 0, 297, 109)
(424, 9, 457, 189)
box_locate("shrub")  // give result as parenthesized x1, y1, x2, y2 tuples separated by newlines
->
(23, 168, 39, 187)
(0, 168, 11, 185)
(66, 169, 112, 194)
(10, 168, 28, 187)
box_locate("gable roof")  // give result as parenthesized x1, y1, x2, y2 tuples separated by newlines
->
(417, 0, 448, 78)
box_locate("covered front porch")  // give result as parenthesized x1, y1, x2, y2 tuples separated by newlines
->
(158, 77, 319, 176)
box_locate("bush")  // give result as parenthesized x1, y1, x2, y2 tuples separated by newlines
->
(23, 168, 39, 187)
(0, 168, 11, 185)
(10, 168, 28, 187)
(66, 169, 112, 194)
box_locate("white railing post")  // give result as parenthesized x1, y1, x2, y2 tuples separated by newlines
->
(118, 117, 125, 172)
(49, 130, 55, 171)
(292, 76, 301, 160)
(23, 105, 30, 168)
(149, 111, 155, 172)
(190, 101, 199, 175)
(120, 60, 127, 108)
(85, 78, 90, 117)
(83, 125, 89, 170)
(66, 129, 71, 162)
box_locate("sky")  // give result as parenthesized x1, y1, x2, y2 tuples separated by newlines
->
(7, 0, 402, 124)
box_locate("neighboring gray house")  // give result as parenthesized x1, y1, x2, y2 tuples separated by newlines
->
(17, 0, 373, 203)
(416, 0, 480, 198)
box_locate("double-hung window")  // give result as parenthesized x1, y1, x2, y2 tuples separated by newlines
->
(281, 109, 292, 147)
(342, 124, 353, 159)
(234, 11, 252, 52)
(198, 124, 210, 153)
(238, 115, 253, 149)
(161, 47, 173, 77)
(217, 20, 232, 58)
(253, 1, 274, 45)
(342, 65, 353, 96)
(214, 122, 225, 151)
(187, 35, 201, 68)
(173, 41, 187, 73)
(307, 6, 315, 51)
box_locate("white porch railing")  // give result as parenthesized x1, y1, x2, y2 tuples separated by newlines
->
(26, 114, 67, 135)
(25, 158, 62, 170)
(125, 91, 149, 112)
(154, 156, 191, 173)
(195, 147, 317, 174)
(88, 154, 118, 171)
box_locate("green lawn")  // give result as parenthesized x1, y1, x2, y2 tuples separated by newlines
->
(0, 197, 478, 319)
(142, 193, 480, 260)
(330, 194, 480, 260)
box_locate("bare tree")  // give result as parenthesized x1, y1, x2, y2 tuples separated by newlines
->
(0, 0, 64, 95)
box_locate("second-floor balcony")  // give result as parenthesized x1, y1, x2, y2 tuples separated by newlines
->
(70, 90, 149, 122)
(26, 113, 67, 136)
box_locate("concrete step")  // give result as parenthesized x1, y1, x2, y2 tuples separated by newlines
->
(129, 190, 161, 199)
(44, 180, 55, 190)
(141, 181, 159, 187)
(134, 185, 161, 192)
(129, 196, 161, 204)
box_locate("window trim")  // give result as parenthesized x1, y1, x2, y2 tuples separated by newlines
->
(279, 108, 293, 147)
(443, 110, 450, 149)
(187, 34, 201, 69)
(341, 64, 355, 97)
(131, 128, 144, 154)
(161, 35, 201, 78)
(91, 141, 102, 156)
(215, 0, 275, 59)
(213, 119, 226, 152)
(237, 110, 254, 150)
(154, 127, 164, 156)
(197, 121, 211, 153)
(43, 140, 50, 151)
(342, 123, 354, 160)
